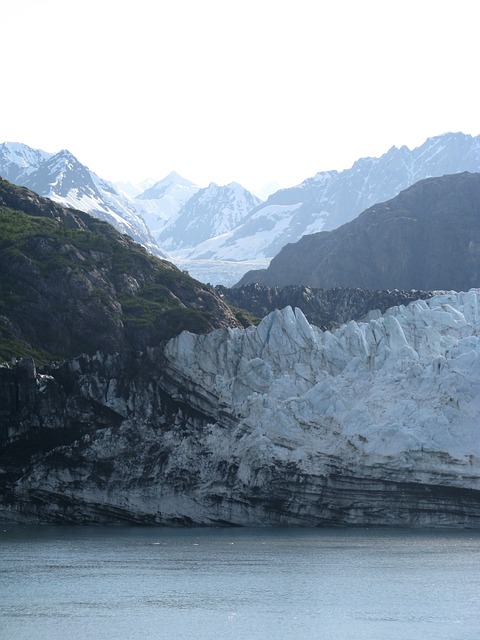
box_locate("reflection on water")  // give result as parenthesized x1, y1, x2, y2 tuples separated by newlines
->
(1, 526, 479, 640)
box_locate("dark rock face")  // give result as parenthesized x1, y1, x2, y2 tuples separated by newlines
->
(1, 351, 479, 527)
(237, 172, 480, 290)
(217, 284, 434, 329)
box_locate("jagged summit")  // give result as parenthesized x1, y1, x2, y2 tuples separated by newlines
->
(0, 141, 52, 182)
(23, 149, 97, 198)
(133, 171, 200, 240)
(156, 181, 262, 251)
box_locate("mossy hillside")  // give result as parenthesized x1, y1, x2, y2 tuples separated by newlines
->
(0, 179, 240, 363)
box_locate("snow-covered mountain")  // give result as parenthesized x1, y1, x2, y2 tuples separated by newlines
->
(182, 132, 480, 267)
(4, 133, 480, 287)
(3, 290, 480, 525)
(134, 171, 200, 241)
(0, 141, 52, 182)
(157, 181, 262, 251)
(0, 143, 165, 258)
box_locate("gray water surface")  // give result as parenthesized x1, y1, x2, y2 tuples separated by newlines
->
(1, 526, 479, 639)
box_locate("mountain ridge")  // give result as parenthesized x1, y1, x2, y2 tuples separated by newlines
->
(3, 133, 480, 286)
(175, 132, 480, 270)
(217, 284, 434, 330)
(237, 171, 480, 290)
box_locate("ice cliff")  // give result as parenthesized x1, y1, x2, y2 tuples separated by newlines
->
(1, 290, 480, 526)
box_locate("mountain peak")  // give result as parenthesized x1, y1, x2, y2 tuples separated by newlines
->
(154, 171, 195, 188)
(156, 180, 262, 251)
(0, 142, 53, 182)
(56, 148, 77, 160)
(135, 172, 198, 202)
(0, 144, 163, 257)
(49, 149, 82, 168)
(163, 170, 186, 181)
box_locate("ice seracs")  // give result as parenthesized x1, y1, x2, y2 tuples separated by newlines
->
(165, 290, 480, 473)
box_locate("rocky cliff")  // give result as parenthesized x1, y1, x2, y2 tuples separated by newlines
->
(2, 290, 479, 527)
(217, 284, 434, 330)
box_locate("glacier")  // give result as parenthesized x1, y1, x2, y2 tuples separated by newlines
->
(1, 290, 480, 526)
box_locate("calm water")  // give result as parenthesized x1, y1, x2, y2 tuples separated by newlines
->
(0, 526, 479, 640)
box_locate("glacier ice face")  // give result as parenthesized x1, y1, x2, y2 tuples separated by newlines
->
(2, 291, 480, 526)
(164, 290, 480, 473)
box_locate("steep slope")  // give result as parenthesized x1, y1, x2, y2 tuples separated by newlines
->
(1, 290, 479, 526)
(184, 132, 480, 265)
(0, 178, 241, 363)
(237, 172, 480, 290)
(158, 182, 262, 251)
(0, 143, 164, 257)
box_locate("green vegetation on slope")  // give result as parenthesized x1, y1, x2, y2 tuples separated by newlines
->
(0, 179, 239, 363)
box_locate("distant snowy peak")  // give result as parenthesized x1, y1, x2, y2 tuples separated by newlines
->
(316, 131, 480, 231)
(23, 149, 101, 200)
(115, 178, 157, 199)
(137, 171, 197, 200)
(0, 141, 52, 183)
(131, 171, 200, 240)
(181, 131, 480, 265)
(157, 182, 262, 251)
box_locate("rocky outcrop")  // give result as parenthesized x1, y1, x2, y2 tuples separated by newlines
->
(217, 284, 434, 329)
(1, 291, 480, 527)
(237, 172, 480, 290)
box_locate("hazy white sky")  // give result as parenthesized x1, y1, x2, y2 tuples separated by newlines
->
(2, 0, 479, 195)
